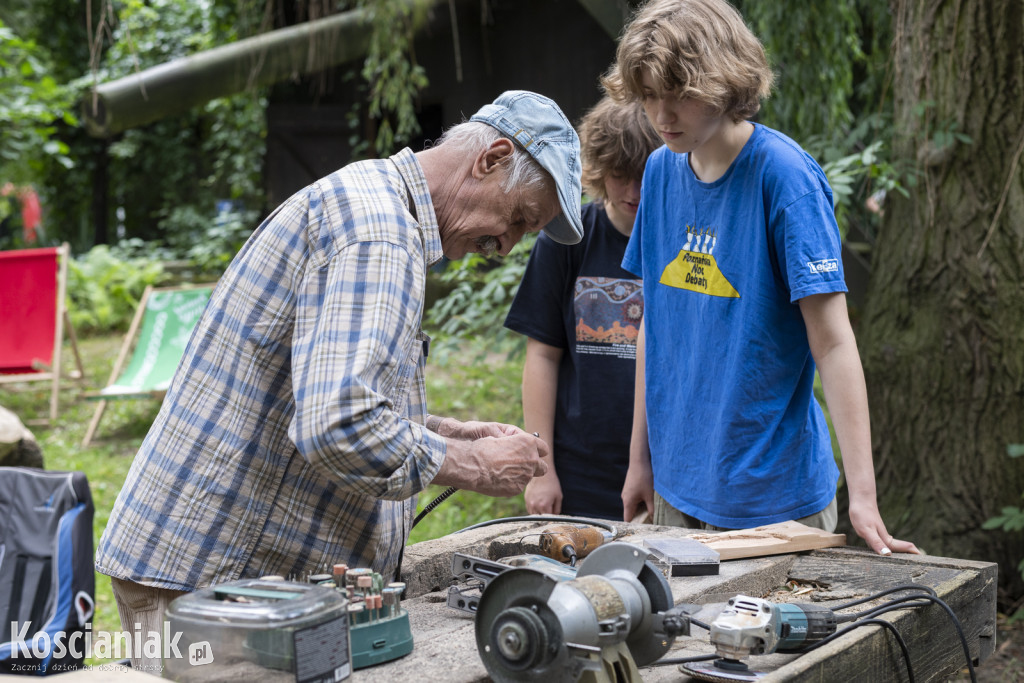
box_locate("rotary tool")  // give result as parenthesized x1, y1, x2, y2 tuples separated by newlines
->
(682, 595, 837, 682)
(536, 523, 609, 566)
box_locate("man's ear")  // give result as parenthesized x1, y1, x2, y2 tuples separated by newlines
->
(472, 138, 516, 179)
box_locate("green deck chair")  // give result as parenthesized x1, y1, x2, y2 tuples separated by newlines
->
(81, 284, 214, 446)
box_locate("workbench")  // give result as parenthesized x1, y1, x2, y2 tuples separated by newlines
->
(53, 519, 996, 682)
(368, 519, 997, 683)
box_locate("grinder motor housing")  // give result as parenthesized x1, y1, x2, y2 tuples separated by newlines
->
(474, 542, 686, 682)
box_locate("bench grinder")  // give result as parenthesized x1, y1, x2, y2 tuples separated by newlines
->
(473, 542, 689, 683)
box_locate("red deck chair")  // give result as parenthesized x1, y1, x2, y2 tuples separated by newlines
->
(0, 244, 84, 424)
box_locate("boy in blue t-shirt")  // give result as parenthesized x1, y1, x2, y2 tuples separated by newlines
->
(603, 0, 918, 556)
(504, 97, 661, 520)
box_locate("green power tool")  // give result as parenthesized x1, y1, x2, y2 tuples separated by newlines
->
(682, 595, 837, 682)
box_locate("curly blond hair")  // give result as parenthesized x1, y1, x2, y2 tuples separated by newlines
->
(602, 0, 773, 122)
(578, 97, 662, 201)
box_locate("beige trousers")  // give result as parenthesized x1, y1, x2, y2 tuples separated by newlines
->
(110, 577, 188, 676)
(653, 492, 839, 532)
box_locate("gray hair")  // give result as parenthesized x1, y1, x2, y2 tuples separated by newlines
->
(435, 121, 553, 194)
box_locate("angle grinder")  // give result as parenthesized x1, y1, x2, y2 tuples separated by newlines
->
(682, 595, 837, 682)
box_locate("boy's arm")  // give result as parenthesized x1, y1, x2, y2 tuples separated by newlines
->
(622, 319, 655, 522)
(799, 292, 920, 555)
(522, 337, 564, 514)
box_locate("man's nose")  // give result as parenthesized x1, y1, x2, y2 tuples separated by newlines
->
(499, 223, 531, 256)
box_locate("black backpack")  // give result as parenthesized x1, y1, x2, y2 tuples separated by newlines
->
(0, 468, 95, 675)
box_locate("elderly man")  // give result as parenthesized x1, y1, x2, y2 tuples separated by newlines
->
(96, 90, 582, 674)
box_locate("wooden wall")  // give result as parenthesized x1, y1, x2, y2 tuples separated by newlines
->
(266, 0, 618, 207)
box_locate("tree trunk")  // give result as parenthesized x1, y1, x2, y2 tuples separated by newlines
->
(858, 0, 1024, 606)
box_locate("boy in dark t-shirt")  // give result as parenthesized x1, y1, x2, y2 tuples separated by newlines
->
(504, 97, 661, 520)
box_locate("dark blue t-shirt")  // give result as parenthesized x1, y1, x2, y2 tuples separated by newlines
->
(505, 203, 643, 520)
(622, 124, 846, 528)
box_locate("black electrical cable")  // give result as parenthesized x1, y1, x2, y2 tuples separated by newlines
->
(850, 594, 978, 683)
(798, 590, 975, 682)
(834, 583, 937, 612)
(833, 584, 936, 623)
(689, 617, 711, 631)
(397, 509, 616, 582)
(797, 618, 916, 683)
(651, 655, 716, 663)
(394, 485, 458, 583)
(453, 515, 618, 536)
(411, 486, 458, 529)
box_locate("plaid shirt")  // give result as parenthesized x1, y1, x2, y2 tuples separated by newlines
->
(96, 149, 448, 590)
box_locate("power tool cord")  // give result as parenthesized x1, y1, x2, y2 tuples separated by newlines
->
(798, 618, 916, 683)
(653, 653, 719, 666)
(838, 593, 978, 682)
(795, 586, 975, 682)
(453, 515, 618, 536)
(832, 582, 937, 614)
(411, 486, 458, 530)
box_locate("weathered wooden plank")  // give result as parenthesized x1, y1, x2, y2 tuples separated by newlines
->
(686, 521, 847, 560)
(764, 551, 998, 682)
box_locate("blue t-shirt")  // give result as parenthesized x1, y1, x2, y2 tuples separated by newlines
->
(505, 203, 643, 519)
(621, 124, 846, 528)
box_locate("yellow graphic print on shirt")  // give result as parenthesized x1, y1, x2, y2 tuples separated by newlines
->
(659, 226, 740, 298)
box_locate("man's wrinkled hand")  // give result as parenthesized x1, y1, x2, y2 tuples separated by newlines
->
(438, 418, 524, 440)
(433, 432, 548, 498)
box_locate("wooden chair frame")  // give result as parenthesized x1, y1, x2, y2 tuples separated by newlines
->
(81, 283, 213, 447)
(0, 243, 85, 425)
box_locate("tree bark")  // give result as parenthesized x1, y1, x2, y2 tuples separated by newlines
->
(859, 0, 1024, 605)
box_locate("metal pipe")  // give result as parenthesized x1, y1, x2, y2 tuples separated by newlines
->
(82, 8, 377, 137)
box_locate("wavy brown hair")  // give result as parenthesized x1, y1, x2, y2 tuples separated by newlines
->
(602, 0, 773, 122)
(578, 97, 662, 201)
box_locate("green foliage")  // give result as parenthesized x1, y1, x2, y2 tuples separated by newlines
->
(738, 0, 864, 143)
(89, 0, 267, 245)
(412, 347, 529, 542)
(409, 487, 525, 544)
(727, 0, 901, 250)
(66, 244, 167, 334)
(162, 206, 259, 275)
(350, 0, 430, 155)
(0, 20, 78, 186)
(984, 445, 1024, 621)
(425, 234, 538, 360)
(807, 114, 915, 243)
(14, 0, 267, 252)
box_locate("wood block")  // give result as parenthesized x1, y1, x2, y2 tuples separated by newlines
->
(686, 520, 846, 560)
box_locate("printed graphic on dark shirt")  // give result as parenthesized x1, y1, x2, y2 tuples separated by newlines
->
(574, 276, 643, 360)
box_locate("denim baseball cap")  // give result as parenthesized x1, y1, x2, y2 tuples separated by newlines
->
(470, 91, 583, 245)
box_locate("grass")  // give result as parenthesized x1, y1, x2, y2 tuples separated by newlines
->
(1, 332, 528, 664)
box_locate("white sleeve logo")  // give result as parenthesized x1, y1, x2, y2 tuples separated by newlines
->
(807, 259, 839, 274)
